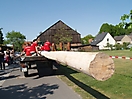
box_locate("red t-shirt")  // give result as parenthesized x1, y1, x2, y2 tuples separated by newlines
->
(43, 41, 51, 51)
(40, 46, 45, 51)
(30, 41, 38, 52)
(23, 46, 31, 56)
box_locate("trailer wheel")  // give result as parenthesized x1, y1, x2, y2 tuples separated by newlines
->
(24, 71, 28, 77)
(24, 67, 28, 77)
(28, 63, 31, 69)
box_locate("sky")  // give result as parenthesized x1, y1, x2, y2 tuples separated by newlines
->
(0, 0, 132, 41)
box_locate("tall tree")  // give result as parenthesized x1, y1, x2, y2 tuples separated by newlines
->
(53, 28, 73, 44)
(114, 24, 126, 36)
(99, 23, 126, 37)
(0, 28, 4, 44)
(53, 27, 73, 50)
(81, 34, 94, 44)
(99, 23, 110, 33)
(98, 23, 116, 37)
(4, 30, 26, 51)
(98, 10, 132, 37)
(120, 10, 132, 29)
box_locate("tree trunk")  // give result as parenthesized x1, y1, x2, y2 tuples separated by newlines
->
(40, 51, 115, 81)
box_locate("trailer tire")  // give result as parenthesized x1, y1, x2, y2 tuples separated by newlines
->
(24, 71, 28, 77)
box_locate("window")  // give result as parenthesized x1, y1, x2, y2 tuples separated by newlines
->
(107, 38, 109, 42)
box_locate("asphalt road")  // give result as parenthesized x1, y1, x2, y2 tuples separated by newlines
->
(0, 64, 82, 99)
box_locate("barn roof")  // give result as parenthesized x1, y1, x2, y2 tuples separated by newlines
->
(36, 20, 80, 39)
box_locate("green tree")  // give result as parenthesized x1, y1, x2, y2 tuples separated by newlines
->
(114, 24, 126, 36)
(53, 27, 73, 50)
(126, 28, 132, 34)
(53, 28, 72, 44)
(98, 23, 116, 37)
(120, 10, 132, 29)
(99, 23, 110, 33)
(105, 43, 113, 50)
(98, 10, 132, 37)
(114, 43, 122, 50)
(122, 42, 130, 50)
(99, 23, 126, 37)
(0, 28, 4, 44)
(81, 34, 94, 44)
(4, 30, 26, 51)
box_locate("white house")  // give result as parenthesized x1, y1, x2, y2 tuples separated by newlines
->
(91, 32, 116, 50)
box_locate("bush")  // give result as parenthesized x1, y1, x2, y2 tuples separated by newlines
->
(130, 47, 132, 51)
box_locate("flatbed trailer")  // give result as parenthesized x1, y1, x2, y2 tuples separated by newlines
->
(19, 56, 56, 77)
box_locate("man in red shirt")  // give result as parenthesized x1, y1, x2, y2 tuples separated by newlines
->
(30, 40, 38, 55)
(43, 40, 51, 51)
(40, 45, 45, 51)
(23, 43, 31, 56)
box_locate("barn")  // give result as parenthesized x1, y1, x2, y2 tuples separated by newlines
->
(34, 20, 81, 46)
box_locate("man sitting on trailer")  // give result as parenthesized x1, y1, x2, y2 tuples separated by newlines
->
(30, 40, 38, 56)
(43, 40, 51, 51)
(23, 43, 31, 56)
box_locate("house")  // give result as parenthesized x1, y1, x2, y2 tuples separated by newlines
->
(91, 32, 116, 50)
(114, 33, 132, 49)
(127, 33, 132, 44)
(34, 20, 81, 46)
(114, 35, 131, 44)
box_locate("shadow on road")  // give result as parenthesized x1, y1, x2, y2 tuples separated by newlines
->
(28, 73, 39, 77)
(0, 72, 10, 76)
(0, 83, 59, 99)
(0, 75, 20, 81)
(57, 64, 110, 99)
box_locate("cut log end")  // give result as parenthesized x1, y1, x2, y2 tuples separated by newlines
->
(89, 52, 115, 81)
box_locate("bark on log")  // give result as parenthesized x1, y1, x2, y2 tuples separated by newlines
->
(40, 51, 115, 81)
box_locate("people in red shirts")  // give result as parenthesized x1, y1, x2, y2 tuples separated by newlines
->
(43, 40, 51, 51)
(23, 43, 31, 56)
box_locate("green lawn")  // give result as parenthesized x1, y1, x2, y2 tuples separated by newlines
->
(57, 50, 132, 99)
(101, 50, 132, 57)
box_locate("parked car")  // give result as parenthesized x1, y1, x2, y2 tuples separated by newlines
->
(127, 44, 132, 49)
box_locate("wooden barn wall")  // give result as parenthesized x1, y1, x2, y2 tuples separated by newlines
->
(39, 21, 81, 44)
(39, 30, 81, 44)
(40, 34, 81, 43)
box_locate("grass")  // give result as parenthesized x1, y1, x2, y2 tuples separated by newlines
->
(57, 50, 132, 99)
(101, 50, 132, 57)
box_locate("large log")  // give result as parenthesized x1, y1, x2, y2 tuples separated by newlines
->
(40, 51, 115, 81)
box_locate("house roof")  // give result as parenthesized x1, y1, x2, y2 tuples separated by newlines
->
(128, 35, 132, 40)
(114, 35, 124, 41)
(90, 32, 108, 45)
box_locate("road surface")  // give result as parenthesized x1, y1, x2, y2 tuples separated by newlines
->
(0, 64, 82, 99)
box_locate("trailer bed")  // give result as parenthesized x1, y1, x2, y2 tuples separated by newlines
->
(20, 56, 54, 77)
(20, 56, 49, 62)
